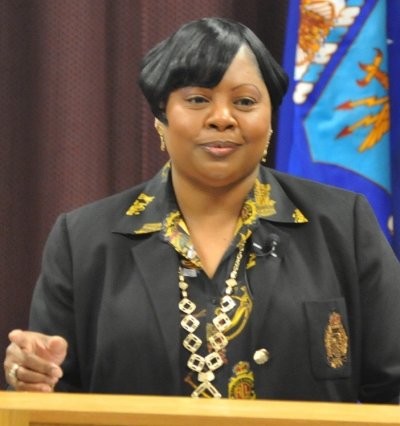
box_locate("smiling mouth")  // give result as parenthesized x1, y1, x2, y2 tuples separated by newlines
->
(200, 141, 240, 157)
(202, 141, 238, 147)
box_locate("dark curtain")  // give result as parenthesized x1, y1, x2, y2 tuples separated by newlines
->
(0, 0, 288, 389)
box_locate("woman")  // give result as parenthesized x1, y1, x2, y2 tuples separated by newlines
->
(4, 17, 400, 402)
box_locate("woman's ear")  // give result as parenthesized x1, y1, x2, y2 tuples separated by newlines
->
(158, 101, 168, 125)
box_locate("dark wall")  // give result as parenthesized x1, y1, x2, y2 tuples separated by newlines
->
(0, 0, 288, 389)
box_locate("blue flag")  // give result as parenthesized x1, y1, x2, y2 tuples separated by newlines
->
(277, 0, 399, 258)
(388, 0, 400, 257)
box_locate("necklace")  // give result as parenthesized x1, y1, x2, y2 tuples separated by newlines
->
(178, 243, 245, 398)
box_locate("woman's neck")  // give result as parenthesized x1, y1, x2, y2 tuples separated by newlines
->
(171, 169, 258, 278)
(172, 170, 257, 220)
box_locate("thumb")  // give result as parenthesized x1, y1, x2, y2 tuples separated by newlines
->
(45, 336, 68, 365)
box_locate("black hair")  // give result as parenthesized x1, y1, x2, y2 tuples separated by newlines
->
(138, 17, 289, 123)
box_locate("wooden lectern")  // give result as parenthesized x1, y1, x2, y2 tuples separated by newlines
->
(0, 391, 399, 426)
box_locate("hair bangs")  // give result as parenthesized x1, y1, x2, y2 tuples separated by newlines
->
(139, 17, 289, 122)
(167, 34, 240, 93)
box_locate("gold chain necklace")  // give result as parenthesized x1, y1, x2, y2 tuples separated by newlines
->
(178, 243, 245, 398)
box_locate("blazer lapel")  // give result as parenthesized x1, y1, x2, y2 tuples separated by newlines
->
(249, 223, 289, 347)
(130, 235, 181, 387)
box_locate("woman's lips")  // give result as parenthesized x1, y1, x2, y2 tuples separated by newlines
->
(200, 141, 240, 157)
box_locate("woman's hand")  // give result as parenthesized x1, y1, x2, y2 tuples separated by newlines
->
(4, 329, 67, 392)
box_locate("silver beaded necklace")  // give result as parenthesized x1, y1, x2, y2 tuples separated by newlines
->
(178, 243, 245, 398)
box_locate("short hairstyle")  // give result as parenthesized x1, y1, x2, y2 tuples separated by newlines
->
(139, 17, 289, 123)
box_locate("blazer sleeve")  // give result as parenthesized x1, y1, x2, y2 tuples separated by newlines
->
(355, 195, 400, 403)
(29, 213, 82, 392)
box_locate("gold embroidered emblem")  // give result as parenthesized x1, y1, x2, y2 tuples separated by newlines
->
(125, 193, 155, 216)
(240, 200, 257, 225)
(164, 211, 201, 267)
(215, 286, 252, 341)
(254, 180, 276, 217)
(246, 252, 256, 269)
(292, 208, 308, 223)
(324, 311, 348, 369)
(164, 211, 182, 238)
(238, 229, 252, 246)
(228, 361, 256, 399)
(134, 223, 162, 234)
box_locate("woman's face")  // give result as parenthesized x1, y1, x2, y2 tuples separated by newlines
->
(163, 45, 272, 190)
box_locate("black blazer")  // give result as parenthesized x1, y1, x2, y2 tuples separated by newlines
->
(29, 168, 400, 402)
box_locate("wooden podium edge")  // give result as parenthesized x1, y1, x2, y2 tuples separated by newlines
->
(0, 391, 399, 426)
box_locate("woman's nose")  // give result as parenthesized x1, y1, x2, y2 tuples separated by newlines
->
(205, 102, 236, 131)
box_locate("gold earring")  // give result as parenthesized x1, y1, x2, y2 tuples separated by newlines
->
(262, 129, 273, 163)
(154, 119, 166, 151)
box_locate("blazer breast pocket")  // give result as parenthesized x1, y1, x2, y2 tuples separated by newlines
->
(304, 298, 351, 379)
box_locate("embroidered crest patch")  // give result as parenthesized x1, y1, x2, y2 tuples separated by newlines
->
(324, 311, 348, 369)
(228, 361, 256, 399)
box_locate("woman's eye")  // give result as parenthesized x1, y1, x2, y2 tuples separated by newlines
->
(235, 98, 256, 107)
(186, 96, 208, 104)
